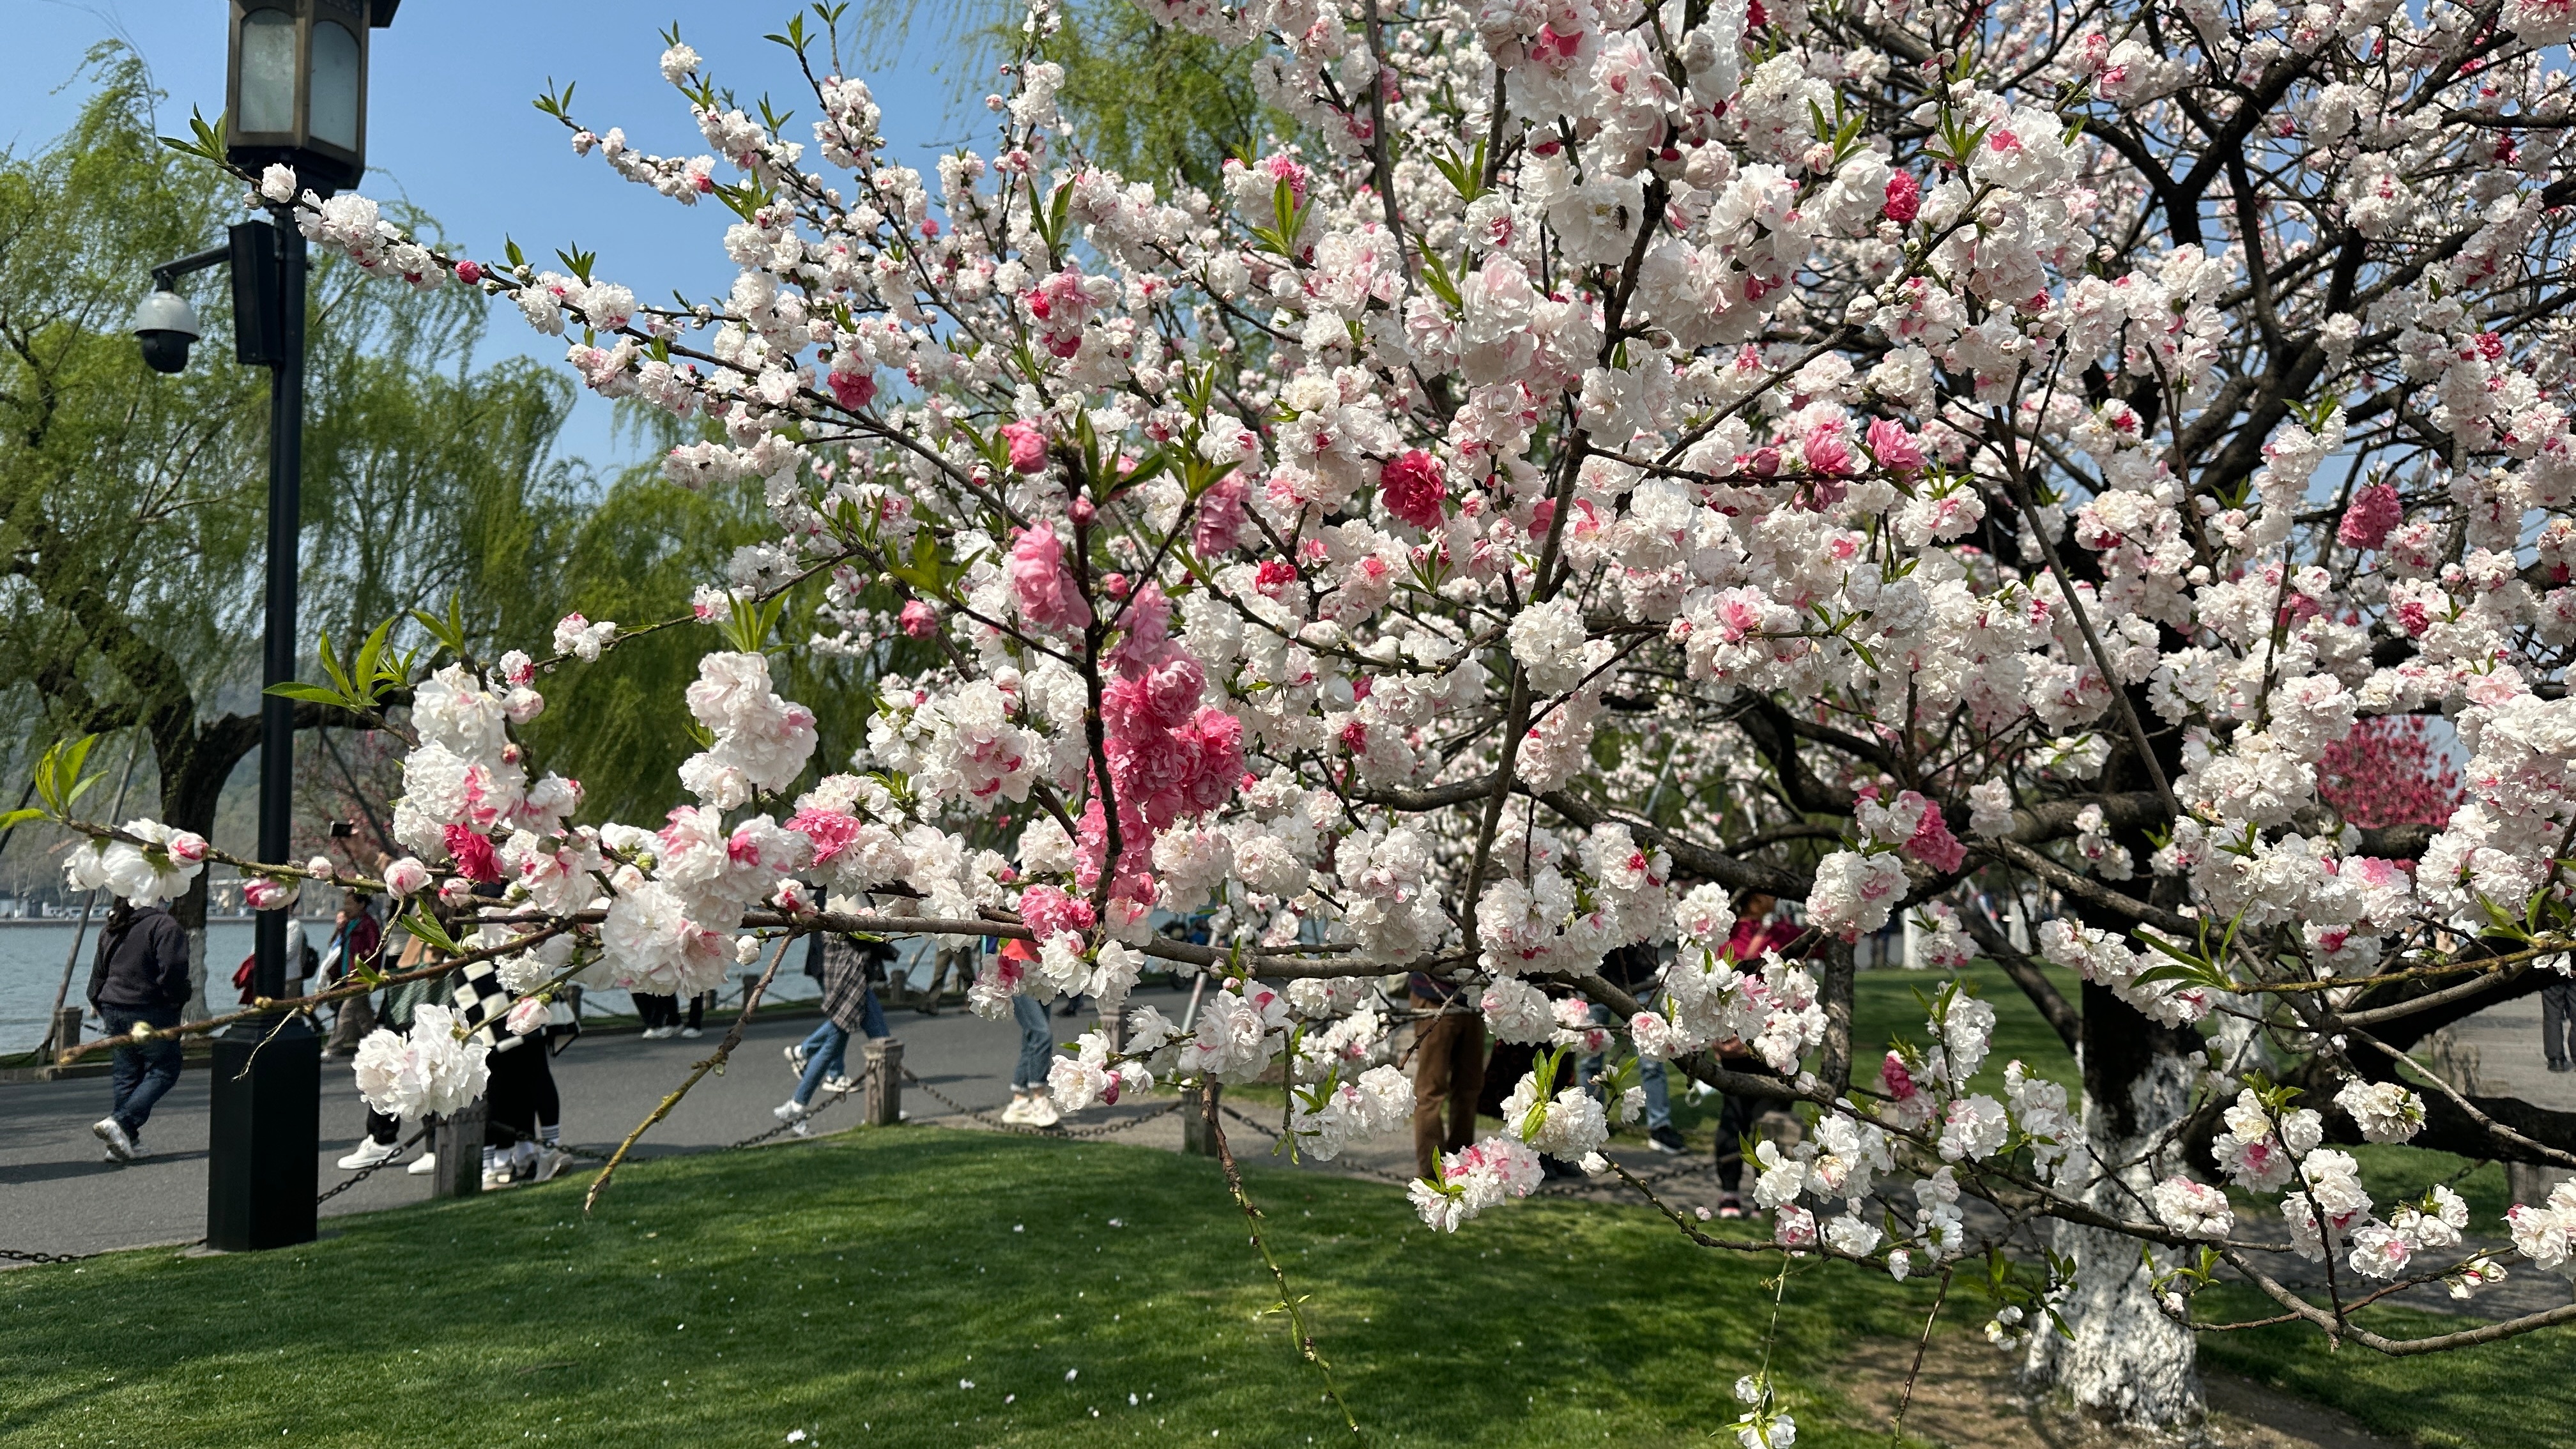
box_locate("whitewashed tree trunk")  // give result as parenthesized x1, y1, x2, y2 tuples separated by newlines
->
(2025, 1040, 2202, 1427)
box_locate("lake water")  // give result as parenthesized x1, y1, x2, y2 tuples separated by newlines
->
(0, 921, 958, 1052)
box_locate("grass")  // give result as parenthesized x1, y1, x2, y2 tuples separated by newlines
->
(5, 1126, 2570, 1447)
(2196, 1284, 2576, 1449)
(3, 1126, 1940, 1448)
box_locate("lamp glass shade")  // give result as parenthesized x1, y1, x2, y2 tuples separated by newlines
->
(238, 9, 298, 135)
(308, 21, 361, 150)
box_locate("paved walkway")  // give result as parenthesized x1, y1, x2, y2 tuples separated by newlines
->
(0, 988, 1199, 1261)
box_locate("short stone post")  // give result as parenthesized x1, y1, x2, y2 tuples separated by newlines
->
(1098, 1003, 1126, 1054)
(862, 1036, 904, 1126)
(431, 1100, 486, 1198)
(1182, 1081, 1223, 1157)
(52, 1006, 82, 1052)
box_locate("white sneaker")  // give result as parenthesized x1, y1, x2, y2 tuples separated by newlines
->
(785, 1043, 808, 1078)
(1000, 1096, 1033, 1125)
(93, 1117, 135, 1162)
(679, 1026, 703, 1039)
(407, 1152, 438, 1176)
(1023, 1097, 1061, 1128)
(533, 1147, 571, 1183)
(124, 1137, 149, 1160)
(482, 1166, 518, 1190)
(773, 1099, 809, 1125)
(822, 1074, 857, 1096)
(337, 1137, 399, 1170)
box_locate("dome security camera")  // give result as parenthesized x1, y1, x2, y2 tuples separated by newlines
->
(132, 287, 201, 374)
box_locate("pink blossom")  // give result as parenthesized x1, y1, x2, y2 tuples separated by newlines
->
(786, 808, 862, 866)
(1866, 418, 1926, 474)
(1019, 883, 1097, 943)
(244, 877, 298, 912)
(1193, 473, 1248, 556)
(827, 369, 877, 411)
(1880, 1052, 1919, 1103)
(1007, 525, 1092, 632)
(2338, 481, 2404, 550)
(443, 825, 502, 883)
(1902, 797, 1967, 872)
(999, 420, 1049, 474)
(505, 997, 552, 1036)
(165, 832, 208, 866)
(898, 600, 939, 638)
(1381, 450, 1448, 528)
(383, 857, 430, 896)
(454, 259, 484, 284)
(1804, 421, 1857, 477)
(1260, 153, 1312, 205)
(1883, 172, 1921, 224)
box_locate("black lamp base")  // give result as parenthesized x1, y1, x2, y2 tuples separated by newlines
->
(206, 1013, 321, 1252)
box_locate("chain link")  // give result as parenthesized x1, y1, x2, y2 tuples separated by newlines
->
(898, 1066, 1188, 1139)
(313, 1127, 434, 1207)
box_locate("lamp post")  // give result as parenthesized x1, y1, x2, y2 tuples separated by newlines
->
(135, 0, 399, 1253)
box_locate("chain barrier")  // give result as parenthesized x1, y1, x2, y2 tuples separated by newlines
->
(313, 1126, 434, 1207)
(898, 1066, 1188, 1140)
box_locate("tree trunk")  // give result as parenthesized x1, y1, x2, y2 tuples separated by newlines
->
(2023, 985, 2204, 1427)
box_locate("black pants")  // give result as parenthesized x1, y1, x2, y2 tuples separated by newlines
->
(484, 1042, 561, 1147)
(2546, 980, 2576, 1068)
(1712, 1059, 1779, 1194)
(636, 992, 705, 1030)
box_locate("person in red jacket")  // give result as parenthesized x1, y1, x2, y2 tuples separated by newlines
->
(1709, 893, 1803, 1216)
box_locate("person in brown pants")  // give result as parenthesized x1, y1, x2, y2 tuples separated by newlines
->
(1408, 969, 1487, 1178)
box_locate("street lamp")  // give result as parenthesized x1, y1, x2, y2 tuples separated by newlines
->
(227, 0, 399, 194)
(132, 0, 399, 1254)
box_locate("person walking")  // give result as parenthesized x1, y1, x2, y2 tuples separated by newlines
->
(342, 912, 455, 1177)
(1407, 963, 1487, 1179)
(1708, 891, 1799, 1216)
(1586, 943, 1683, 1153)
(776, 931, 895, 1133)
(997, 936, 1061, 1127)
(2545, 973, 2576, 1073)
(320, 892, 384, 1060)
(84, 900, 191, 1163)
(634, 991, 677, 1038)
(452, 955, 576, 1190)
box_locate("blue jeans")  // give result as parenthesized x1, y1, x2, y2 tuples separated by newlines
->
(1586, 1002, 1671, 1130)
(1011, 992, 1054, 1090)
(795, 989, 888, 1106)
(102, 1004, 183, 1137)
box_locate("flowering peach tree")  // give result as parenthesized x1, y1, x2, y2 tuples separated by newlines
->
(42, 0, 2576, 1432)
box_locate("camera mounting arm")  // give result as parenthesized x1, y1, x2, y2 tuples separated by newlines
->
(149, 244, 233, 293)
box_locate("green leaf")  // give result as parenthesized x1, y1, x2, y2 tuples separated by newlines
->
(0, 808, 45, 831)
(395, 906, 461, 956)
(266, 682, 356, 706)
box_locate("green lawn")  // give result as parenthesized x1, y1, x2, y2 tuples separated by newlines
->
(2196, 1284, 2576, 1449)
(1, 1127, 1938, 1448)
(6, 1126, 2573, 1446)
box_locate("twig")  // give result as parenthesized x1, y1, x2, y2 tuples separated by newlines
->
(1203, 1084, 1359, 1434)
(1889, 1266, 1953, 1446)
(582, 931, 799, 1212)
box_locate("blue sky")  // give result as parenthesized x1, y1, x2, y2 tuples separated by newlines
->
(10, 0, 1005, 473)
